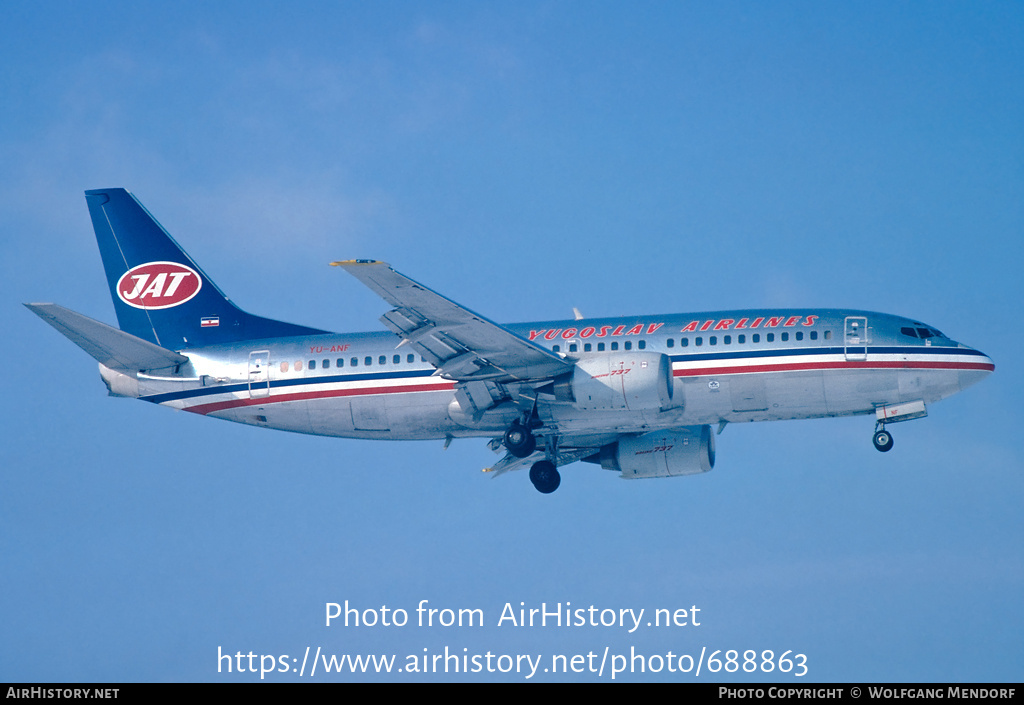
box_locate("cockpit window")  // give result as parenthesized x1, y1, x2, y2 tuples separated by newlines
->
(903, 326, 945, 340)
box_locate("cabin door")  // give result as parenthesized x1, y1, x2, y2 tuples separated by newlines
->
(844, 317, 868, 361)
(248, 350, 271, 398)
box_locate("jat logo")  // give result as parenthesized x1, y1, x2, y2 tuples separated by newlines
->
(116, 261, 202, 309)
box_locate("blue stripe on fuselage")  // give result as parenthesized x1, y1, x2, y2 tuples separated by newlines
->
(143, 344, 983, 406)
(668, 344, 982, 364)
(142, 368, 437, 405)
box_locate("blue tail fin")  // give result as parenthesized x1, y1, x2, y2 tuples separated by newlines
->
(86, 188, 328, 348)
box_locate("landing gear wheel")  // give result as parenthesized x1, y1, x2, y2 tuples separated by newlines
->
(873, 429, 894, 452)
(504, 423, 536, 458)
(529, 460, 561, 494)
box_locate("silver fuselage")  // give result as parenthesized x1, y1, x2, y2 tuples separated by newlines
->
(109, 308, 992, 444)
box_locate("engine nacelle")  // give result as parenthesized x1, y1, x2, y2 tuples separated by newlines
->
(559, 352, 674, 411)
(601, 426, 716, 479)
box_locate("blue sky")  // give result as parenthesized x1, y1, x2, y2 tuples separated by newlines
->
(2, 1, 1021, 682)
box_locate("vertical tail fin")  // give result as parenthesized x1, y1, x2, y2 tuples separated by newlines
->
(86, 188, 327, 348)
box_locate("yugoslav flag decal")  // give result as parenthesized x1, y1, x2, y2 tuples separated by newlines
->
(116, 261, 202, 310)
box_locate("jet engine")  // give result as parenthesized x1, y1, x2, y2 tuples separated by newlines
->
(589, 426, 716, 478)
(555, 352, 674, 411)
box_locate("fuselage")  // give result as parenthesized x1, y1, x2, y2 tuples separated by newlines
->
(109, 308, 993, 442)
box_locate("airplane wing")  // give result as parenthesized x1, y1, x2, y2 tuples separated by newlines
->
(331, 260, 574, 383)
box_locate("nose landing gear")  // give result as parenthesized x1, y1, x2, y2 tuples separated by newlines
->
(873, 424, 894, 452)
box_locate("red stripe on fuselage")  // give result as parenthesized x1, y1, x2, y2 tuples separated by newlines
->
(183, 381, 455, 416)
(672, 360, 995, 377)
(178, 360, 993, 415)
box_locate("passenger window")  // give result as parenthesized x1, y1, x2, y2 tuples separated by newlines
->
(280, 361, 289, 373)
(624, 341, 632, 351)
(365, 356, 372, 366)
(295, 361, 303, 371)
(611, 342, 619, 351)
(337, 358, 344, 367)
(796, 332, 803, 341)
(379, 355, 386, 365)
(309, 360, 316, 370)
(681, 338, 688, 347)
(350, 357, 358, 367)
(810, 331, 818, 341)
(638, 340, 646, 350)
(824, 330, 832, 340)
(407, 354, 415, 363)
(323, 359, 330, 369)
(597, 342, 605, 351)
(724, 335, 731, 345)
(781, 332, 789, 342)
(695, 337, 703, 346)
(710, 336, 717, 345)
(584, 343, 592, 352)
(552, 345, 560, 352)
(738, 334, 745, 344)
(767, 333, 774, 342)
(393, 355, 400, 364)
(752, 334, 760, 343)
(667, 338, 674, 348)
(569, 343, 578, 353)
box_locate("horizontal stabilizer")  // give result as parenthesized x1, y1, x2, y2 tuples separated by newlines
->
(25, 303, 188, 373)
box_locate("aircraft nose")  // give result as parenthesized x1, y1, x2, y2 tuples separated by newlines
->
(959, 346, 994, 391)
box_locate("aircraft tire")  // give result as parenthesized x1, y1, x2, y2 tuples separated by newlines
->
(873, 429, 894, 452)
(529, 460, 560, 493)
(504, 423, 536, 458)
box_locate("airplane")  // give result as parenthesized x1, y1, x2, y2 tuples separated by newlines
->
(26, 188, 995, 493)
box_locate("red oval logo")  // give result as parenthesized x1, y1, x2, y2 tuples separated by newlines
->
(116, 261, 203, 310)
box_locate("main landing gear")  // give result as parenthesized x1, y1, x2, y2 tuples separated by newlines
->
(503, 420, 561, 493)
(872, 423, 894, 452)
(503, 421, 536, 458)
(529, 460, 561, 494)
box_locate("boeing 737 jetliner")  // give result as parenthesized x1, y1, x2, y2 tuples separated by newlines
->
(27, 189, 994, 493)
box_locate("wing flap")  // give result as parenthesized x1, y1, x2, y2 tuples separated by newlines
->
(484, 446, 597, 478)
(332, 260, 573, 382)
